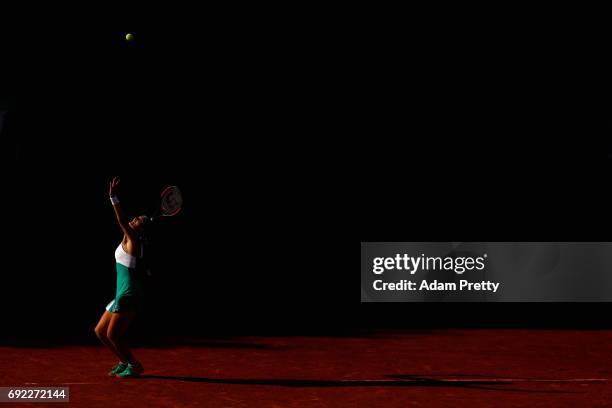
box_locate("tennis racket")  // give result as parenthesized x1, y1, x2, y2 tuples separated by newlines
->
(150, 185, 183, 222)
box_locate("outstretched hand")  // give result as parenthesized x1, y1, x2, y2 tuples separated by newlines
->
(109, 177, 120, 196)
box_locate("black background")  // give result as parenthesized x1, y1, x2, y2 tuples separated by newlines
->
(2, 8, 612, 342)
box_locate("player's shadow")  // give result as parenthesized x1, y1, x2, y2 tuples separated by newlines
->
(137, 374, 581, 394)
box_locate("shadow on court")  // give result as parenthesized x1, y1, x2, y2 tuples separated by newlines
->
(2, 330, 610, 407)
(137, 374, 581, 394)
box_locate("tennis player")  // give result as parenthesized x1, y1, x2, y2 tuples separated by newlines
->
(94, 177, 147, 378)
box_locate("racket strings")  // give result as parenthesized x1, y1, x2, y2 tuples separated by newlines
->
(160, 187, 183, 216)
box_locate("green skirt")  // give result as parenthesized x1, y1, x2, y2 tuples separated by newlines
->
(106, 263, 144, 313)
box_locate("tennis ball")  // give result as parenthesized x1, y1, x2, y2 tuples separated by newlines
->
(125, 33, 134, 41)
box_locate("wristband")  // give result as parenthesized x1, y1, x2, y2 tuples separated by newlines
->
(110, 196, 120, 205)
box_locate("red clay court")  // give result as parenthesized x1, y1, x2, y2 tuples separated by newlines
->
(2, 329, 612, 407)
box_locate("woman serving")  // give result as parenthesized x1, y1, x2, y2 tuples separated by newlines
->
(94, 177, 147, 378)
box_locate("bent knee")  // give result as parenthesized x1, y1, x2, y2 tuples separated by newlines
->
(95, 326, 107, 340)
(106, 328, 122, 343)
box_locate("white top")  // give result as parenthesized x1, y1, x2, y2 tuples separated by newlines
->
(115, 244, 137, 268)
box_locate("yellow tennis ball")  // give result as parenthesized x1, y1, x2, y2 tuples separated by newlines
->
(125, 33, 134, 41)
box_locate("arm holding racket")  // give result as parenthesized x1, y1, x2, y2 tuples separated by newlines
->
(109, 177, 137, 239)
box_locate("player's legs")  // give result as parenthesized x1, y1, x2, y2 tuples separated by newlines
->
(106, 309, 139, 365)
(95, 310, 127, 362)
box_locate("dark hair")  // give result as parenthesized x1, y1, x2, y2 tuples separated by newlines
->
(137, 217, 153, 277)
(132, 215, 150, 238)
